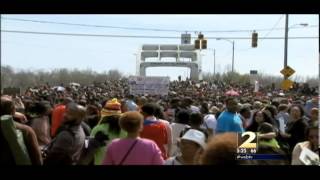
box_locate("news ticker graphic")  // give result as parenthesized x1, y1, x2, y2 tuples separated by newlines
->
(236, 132, 288, 161)
(236, 154, 287, 160)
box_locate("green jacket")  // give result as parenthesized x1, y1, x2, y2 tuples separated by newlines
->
(259, 138, 280, 149)
(90, 123, 127, 165)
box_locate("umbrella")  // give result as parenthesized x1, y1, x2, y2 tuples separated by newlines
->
(225, 89, 240, 96)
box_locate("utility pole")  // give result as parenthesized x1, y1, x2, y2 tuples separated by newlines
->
(284, 14, 289, 79)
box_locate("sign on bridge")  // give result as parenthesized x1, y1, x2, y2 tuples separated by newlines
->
(128, 76, 170, 96)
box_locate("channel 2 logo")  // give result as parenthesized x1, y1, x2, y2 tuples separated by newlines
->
(237, 132, 258, 154)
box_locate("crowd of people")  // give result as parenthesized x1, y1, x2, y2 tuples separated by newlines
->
(0, 79, 319, 165)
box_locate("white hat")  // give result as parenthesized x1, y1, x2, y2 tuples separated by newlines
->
(181, 129, 206, 149)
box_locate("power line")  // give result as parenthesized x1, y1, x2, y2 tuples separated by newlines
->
(261, 15, 285, 40)
(0, 17, 187, 33)
(1, 29, 319, 39)
(235, 15, 284, 52)
(1, 17, 318, 33)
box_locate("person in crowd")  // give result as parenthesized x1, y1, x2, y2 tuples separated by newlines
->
(140, 103, 168, 160)
(102, 111, 164, 165)
(304, 96, 318, 117)
(248, 101, 263, 126)
(291, 121, 319, 165)
(164, 98, 180, 123)
(308, 108, 318, 126)
(181, 97, 200, 113)
(280, 105, 308, 154)
(246, 111, 275, 132)
(12, 109, 28, 124)
(271, 100, 280, 109)
(136, 96, 148, 111)
(30, 101, 51, 149)
(153, 104, 173, 159)
(257, 122, 281, 150)
(0, 96, 42, 165)
(170, 110, 191, 157)
(276, 104, 290, 128)
(124, 95, 138, 112)
(120, 99, 130, 113)
(90, 98, 127, 165)
(239, 106, 251, 129)
(51, 97, 73, 137)
(245, 122, 289, 165)
(44, 102, 86, 165)
(12, 95, 25, 114)
(153, 103, 166, 120)
(2, 77, 318, 165)
(216, 97, 244, 133)
(200, 133, 238, 165)
(165, 129, 206, 165)
(78, 99, 87, 107)
(180, 112, 209, 140)
(264, 105, 278, 125)
(209, 106, 219, 116)
(84, 105, 100, 129)
(200, 102, 217, 137)
(214, 102, 224, 119)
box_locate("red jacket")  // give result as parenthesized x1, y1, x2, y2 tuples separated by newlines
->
(51, 104, 66, 137)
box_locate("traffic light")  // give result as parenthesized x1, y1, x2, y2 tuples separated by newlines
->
(252, 31, 258, 48)
(198, 33, 204, 39)
(195, 39, 201, 49)
(201, 39, 207, 49)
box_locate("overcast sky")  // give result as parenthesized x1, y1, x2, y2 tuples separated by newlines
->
(1, 14, 318, 81)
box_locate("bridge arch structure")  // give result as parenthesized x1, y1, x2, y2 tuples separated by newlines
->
(136, 44, 202, 80)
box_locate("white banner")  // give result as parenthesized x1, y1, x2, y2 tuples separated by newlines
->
(128, 76, 170, 96)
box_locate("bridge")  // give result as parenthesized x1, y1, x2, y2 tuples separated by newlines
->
(136, 44, 202, 80)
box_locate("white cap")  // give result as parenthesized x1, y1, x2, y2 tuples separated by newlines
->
(181, 129, 206, 149)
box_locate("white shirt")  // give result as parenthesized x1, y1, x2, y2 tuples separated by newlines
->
(291, 141, 311, 165)
(170, 123, 190, 156)
(201, 114, 217, 135)
(190, 105, 200, 113)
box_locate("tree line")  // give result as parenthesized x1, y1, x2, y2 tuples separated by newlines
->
(1, 65, 318, 92)
(1, 65, 122, 91)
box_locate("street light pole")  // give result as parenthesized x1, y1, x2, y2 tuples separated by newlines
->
(284, 14, 289, 79)
(213, 49, 216, 75)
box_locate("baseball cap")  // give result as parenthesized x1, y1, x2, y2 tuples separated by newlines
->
(181, 129, 206, 149)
